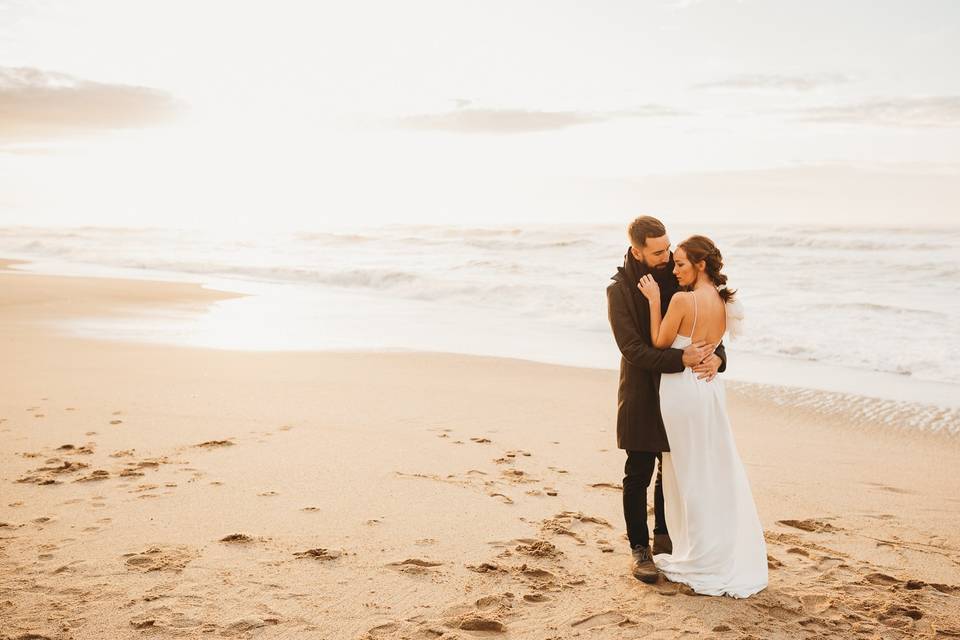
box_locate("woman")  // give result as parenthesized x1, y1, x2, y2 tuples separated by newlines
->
(637, 235, 768, 598)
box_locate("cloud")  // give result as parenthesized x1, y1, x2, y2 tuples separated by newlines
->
(391, 105, 688, 134)
(693, 73, 853, 92)
(793, 96, 960, 128)
(0, 66, 183, 144)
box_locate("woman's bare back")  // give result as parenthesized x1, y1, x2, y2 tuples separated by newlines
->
(675, 289, 726, 344)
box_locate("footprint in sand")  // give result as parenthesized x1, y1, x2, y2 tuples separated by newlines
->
(109, 420, 122, 425)
(514, 540, 562, 559)
(800, 594, 835, 614)
(129, 606, 229, 632)
(501, 469, 536, 484)
(470, 437, 492, 444)
(293, 548, 343, 560)
(571, 611, 630, 629)
(465, 562, 505, 574)
(219, 533, 261, 544)
(74, 469, 110, 482)
(123, 545, 198, 572)
(540, 511, 612, 544)
(257, 490, 279, 497)
(440, 596, 513, 633)
(589, 482, 623, 491)
(56, 443, 94, 455)
(389, 558, 443, 567)
(777, 518, 840, 533)
(861, 481, 915, 495)
(387, 558, 444, 575)
(17, 459, 90, 485)
(223, 616, 281, 633)
(194, 439, 234, 448)
(878, 604, 924, 627)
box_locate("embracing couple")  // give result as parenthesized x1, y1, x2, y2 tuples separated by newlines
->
(606, 215, 767, 599)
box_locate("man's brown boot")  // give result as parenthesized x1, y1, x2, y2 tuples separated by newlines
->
(630, 545, 658, 584)
(653, 534, 673, 555)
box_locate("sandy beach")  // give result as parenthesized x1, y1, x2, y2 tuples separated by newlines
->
(2, 257, 959, 639)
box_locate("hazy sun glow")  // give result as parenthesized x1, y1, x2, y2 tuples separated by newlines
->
(2, 0, 959, 229)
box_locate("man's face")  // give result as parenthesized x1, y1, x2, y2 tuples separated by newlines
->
(631, 234, 671, 271)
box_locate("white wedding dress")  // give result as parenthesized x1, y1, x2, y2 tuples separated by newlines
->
(654, 296, 768, 598)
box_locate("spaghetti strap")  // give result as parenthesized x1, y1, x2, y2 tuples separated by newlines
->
(690, 294, 698, 338)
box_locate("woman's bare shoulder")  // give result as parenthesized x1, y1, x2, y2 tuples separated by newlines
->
(669, 291, 694, 311)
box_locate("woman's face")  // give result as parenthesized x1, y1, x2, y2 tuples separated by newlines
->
(672, 247, 701, 287)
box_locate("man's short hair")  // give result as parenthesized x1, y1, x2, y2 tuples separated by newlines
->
(628, 216, 666, 247)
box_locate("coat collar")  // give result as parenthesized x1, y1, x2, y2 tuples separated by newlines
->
(612, 250, 676, 284)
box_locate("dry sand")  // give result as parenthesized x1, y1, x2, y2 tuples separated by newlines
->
(1, 257, 959, 639)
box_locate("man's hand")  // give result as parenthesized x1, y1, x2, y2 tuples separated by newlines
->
(681, 341, 715, 368)
(692, 352, 722, 382)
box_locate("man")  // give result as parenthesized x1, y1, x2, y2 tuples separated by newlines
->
(606, 215, 727, 584)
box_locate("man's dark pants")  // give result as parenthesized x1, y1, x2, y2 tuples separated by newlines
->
(623, 450, 668, 550)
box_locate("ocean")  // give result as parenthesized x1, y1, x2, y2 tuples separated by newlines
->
(2, 223, 958, 428)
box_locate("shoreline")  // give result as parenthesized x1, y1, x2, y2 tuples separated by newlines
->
(3, 256, 958, 438)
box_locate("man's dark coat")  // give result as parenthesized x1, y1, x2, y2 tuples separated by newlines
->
(606, 250, 727, 452)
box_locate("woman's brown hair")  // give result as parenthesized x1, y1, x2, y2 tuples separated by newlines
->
(677, 235, 736, 302)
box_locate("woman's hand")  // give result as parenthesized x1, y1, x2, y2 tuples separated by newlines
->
(637, 274, 660, 302)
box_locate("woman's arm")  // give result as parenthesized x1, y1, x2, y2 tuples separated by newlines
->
(606, 284, 686, 373)
(652, 293, 688, 348)
(637, 278, 689, 348)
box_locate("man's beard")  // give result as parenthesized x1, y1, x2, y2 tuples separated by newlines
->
(649, 261, 671, 273)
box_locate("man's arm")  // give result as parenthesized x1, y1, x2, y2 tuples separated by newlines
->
(715, 341, 727, 373)
(607, 284, 685, 373)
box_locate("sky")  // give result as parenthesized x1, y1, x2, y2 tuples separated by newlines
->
(1, 0, 958, 230)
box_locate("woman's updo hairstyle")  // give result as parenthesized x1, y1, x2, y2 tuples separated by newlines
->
(677, 235, 736, 303)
